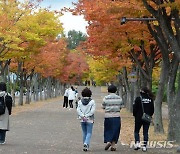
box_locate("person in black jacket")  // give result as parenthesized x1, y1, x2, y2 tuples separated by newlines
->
(0, 82, 12, 144)
(133, 87, 154, 152)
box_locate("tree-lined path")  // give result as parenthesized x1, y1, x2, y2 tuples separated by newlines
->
(0, 86, 176, 154)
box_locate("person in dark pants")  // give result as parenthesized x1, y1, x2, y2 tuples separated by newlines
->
(102, 85, 123, 151)
(133, 87, 154, 152)
(63, 87, 69, 108)
(68, 86, 76, 110)
(0, 82, 12, 144)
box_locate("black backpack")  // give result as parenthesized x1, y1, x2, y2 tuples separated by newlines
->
(0, 95, 6, 115)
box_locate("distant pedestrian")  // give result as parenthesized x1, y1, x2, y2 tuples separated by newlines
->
(68, 86, 76, 110)
(102, 84, 123, 151)
(75, 86, 78, 96)
(77, 87, 96, 151)
(0, 82, 13, 144)
(92, 81, 96, 87)
(63, 87, 69, 108)
(75, 97, 81, 109)
(133, 87, 154, 152)
(74, 86, 79, 108)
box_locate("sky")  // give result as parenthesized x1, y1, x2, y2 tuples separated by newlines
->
(38, 0, 88, 34)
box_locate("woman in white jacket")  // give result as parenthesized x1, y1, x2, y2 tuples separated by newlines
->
(77, 87, 96, 151)
(68, 86, 76, 109)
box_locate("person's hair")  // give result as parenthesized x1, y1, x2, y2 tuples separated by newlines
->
(0, 82, 7, 92)
(81, 87, 92, 97)
(141, 87, 154, 99)
(108, 84, 117, 93)
(71, 86, 75, 91)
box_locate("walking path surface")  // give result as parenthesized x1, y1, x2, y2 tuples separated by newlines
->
(0, 86, 177, 154)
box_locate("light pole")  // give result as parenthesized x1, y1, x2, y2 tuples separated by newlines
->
(121, 17, 157, 25)
(120, 16, 175, 25)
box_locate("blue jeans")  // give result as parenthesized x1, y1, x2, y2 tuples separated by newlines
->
(81, 122, 93, 146)
(0, 129, 6, 143)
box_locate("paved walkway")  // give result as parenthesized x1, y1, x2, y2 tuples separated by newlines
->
(0, 86, 176, 153)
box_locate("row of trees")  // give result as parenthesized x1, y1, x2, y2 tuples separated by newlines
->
(0, 1, 88, 106)
(71, 0, 180, 143)
(1, 0, 179, 144)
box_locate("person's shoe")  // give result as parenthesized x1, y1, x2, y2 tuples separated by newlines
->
(110, 147, 116, 151)
(0, 141, 5, 145)
(105, 142, 111, 150)
(83, 144, 88, 152)
(134, 142, 141, 150)
(142, 146, 147, 152)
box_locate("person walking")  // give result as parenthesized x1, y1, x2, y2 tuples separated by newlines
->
(0, 82, 12, 144)
(68, 86, 76, 110)
(133, 87, 154, 152)
(102, 84, 123, 151)
(77, 87, 96, 151)
(63, 87, 69, 108)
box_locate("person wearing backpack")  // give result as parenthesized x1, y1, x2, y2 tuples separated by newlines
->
(0, 82, 13, 144)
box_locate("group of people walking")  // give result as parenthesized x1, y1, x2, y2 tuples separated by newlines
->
(76, 85, 154, 152)
(63, 86, 78, 110)
(0, 81, 154, 153)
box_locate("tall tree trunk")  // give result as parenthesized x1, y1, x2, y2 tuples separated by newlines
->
(168, 88, 180, 143)
(46, 77, 52, 99)
(122, 67, 130, 109)
(39, 83, 43, 101)
(34, 74, 39, 102)
(11, 73, 16, 107)
(18, 62, 24, 106)
(25, 84, 30, 104)
(154, 61, 168, 133)
(167, 58, 180, 143)
(11, 87, 16, 107)
(18, 85, 24, 106)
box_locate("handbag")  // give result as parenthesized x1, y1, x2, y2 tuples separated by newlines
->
(142, 113, 152, 123)
(140, 96, 152, 123)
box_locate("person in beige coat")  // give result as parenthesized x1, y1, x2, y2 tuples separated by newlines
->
(0, 82, 12, 144)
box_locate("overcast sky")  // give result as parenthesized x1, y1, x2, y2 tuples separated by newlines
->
(39, 0, 88, 34)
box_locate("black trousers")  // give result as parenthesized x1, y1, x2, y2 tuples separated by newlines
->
(63, 96, 68, 108)
(0, 129, 6, 143)
(69, 100, 73, 108)
(134, 120, 150, 147)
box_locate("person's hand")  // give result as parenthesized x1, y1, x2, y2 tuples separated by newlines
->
(82, 116, 87, 122)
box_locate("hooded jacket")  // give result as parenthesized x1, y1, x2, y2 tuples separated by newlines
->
(77, 97, 96, 123)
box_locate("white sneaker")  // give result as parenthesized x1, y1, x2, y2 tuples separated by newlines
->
(83, 144, 89, 151)
(134, 142, 140, 150)
(142, 146, 147, 152)
(0, 141, 5, 145)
